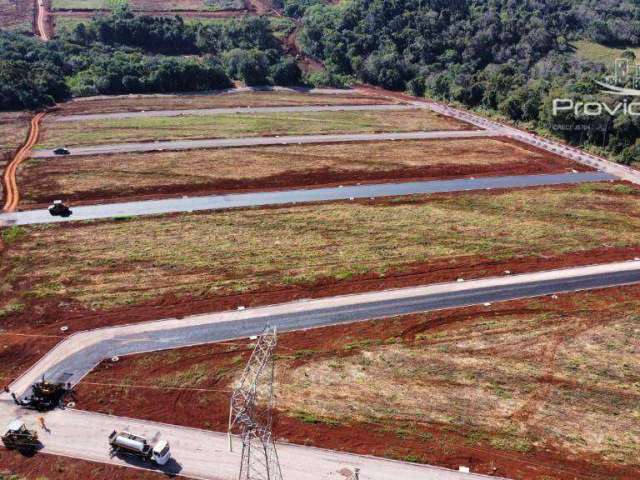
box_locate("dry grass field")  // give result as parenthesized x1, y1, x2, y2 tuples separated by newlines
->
(0, 112, 30, 157)
(53, 91, 397, 115)
(2, 183, 639, 316)
(37, 109, 467, 148)
(74, 286, 640, 479)
(0, 0, 34, 30)
(17, 138, 583, 205)
(51, 0, 244, 11)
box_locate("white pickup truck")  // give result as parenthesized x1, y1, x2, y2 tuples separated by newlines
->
(108, 430, 171, 465)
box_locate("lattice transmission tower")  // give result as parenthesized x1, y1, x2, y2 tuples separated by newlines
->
(228, 325, 283, 480)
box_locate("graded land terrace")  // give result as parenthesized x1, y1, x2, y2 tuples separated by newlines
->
(2, 182, 640, 334)
(0, 0, 34, 30)
(0, 111, 30, 158)
(52, 91, 397, 116)
(36, 109, 468, 149)
(51, 0, 246, 12)
(17, 138, 588, 206)
(73, 286, 640, 480)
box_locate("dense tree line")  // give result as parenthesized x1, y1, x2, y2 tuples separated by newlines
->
(0, 8, 301, 110)
(298, 0, 640, 164)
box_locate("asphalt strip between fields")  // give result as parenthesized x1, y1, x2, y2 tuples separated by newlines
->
(0, 171, 615, 226)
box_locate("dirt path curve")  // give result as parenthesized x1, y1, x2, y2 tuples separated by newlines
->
(2, 112, 45, 213)
(36, 0, 50, 40)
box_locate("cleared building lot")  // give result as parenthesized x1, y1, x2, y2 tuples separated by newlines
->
(52, 90, 400, 116)
(73, 286, 640, 480)
(17, 138, 588, 205)
(2, 182, 640, 332)
(36, 108, 470, 148)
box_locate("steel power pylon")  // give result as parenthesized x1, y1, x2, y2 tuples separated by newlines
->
(228, 325, 283, 480)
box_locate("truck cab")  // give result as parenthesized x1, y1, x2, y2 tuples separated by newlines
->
(151, 439, 171, 465)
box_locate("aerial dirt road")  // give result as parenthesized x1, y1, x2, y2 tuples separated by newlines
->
(31, 130, 495, 158)
(36, 0, 49, 40)
(5, 261, 640, 479)
(0, 171, 614, 225)
(2, 112, 45, 212)
(52, 103, 419, 122)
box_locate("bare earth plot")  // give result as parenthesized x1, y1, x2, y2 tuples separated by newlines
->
(0, 448, 173, 480)
(51, 0, 246, 11)
(36, 109, 468, 148)
(52, 90, 398, 116)
(0, 0, 34, 31)
(0, 112, 30, 158)
(72, 286, 640, 480)
(2, 182, 640, 334)
(17, 138, 589, 206)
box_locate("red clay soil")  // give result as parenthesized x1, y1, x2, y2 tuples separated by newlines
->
(0, 448, 187, 480)
(284, 23, 324, 73)
(72, 286, 640, 480)
(0, 334, 62, 388)
(3, 240, 640, 338)
(18, 137, 589, 208)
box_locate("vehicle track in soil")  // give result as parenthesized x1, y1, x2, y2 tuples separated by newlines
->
(36, 0, 49, 40)
(2, 112, 45, 212)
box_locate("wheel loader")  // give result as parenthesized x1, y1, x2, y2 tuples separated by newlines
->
(1, 420, 39, 454)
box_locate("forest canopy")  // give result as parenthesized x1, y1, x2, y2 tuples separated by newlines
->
(0, 7, 301, 110)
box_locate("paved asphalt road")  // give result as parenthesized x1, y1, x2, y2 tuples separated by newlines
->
(0, 172, 614, 226)
(11, 260, 640, 398)
(4, 261, 640, 480)
(31, 130, 495, 158)
(53, 104, 417, 122)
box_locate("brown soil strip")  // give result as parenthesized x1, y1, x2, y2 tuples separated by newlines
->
(0, 334, 62, 387)
(0, 448, 186, 480)
(3, 112, 44, 211)
(51, 91, 400, 116)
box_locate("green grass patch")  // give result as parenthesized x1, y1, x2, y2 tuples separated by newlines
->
(2, 226, 26, 245)
(572, 40, 640, 66)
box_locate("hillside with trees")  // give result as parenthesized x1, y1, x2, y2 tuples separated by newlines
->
(2, 0, 640, 165)
(297, 0, 640, 164)
(0, 6, 301, 110)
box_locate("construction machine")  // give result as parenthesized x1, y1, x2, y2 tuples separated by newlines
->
(12, 376, 70, 411)
(1, 420, 39, 454)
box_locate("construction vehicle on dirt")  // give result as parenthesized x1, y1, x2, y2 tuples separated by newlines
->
(12, 376, 70, 411)
(2, 420, 40, 454)
(109, 430, 171, 465)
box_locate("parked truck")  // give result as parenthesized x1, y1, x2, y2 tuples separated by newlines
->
(108, 430, 171, 465)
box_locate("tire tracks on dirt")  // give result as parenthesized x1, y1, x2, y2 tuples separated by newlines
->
(35, 0, 50, 40)
(2, 112, 45, 212)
